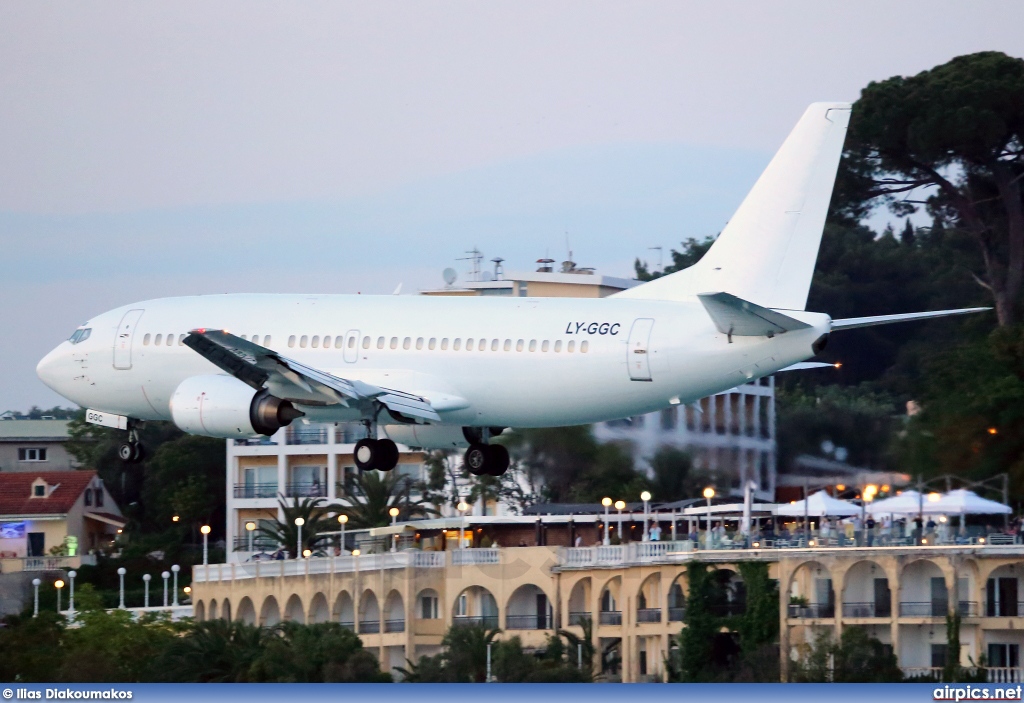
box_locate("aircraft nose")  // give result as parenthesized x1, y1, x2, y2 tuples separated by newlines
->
(36, 345, 67, 392)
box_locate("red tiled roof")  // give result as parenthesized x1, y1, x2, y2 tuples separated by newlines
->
(0, 470, 96, 517)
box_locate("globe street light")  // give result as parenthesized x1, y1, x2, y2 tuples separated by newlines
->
(294, 517, 305, 560)
(117, 567, 127, 608)
(32, 578, 41, 617)
(143, 574, 151, 608)
(601, 497, 612, 546)
(457, 501, 469, 549)
(183, 586, 191, 602)
(641, 490, 652, 541)
(302, 549, 312, 558)
(245, 521, 257, 553)
(171, 565, 180, 606)
(703, 487, 716, 547)
(338, 514, 348, 553)
(161, 571, 170, 607)
(172, 515, 179, 523)
(55, 579, 65, 613)
(614, 501, 626, 542)
(67, 570, 77, 614)
(389, 507, 401, 552)
(200, 525, 211, 566)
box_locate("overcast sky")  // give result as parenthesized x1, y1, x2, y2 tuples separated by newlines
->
(3, 2, 1024, 410)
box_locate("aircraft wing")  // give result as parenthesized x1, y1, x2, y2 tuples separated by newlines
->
(698, 292, 811, 338)
(182, 330, 441, 423)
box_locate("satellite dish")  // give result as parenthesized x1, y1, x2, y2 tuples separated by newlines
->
(480, 271, 493, 282)
(442, 267, 457, 285)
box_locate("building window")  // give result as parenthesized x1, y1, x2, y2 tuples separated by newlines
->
(455, 593, 468, 616)
(519, 283, 528, 297)
(33, 484, 45, 497)
(84, 489, 92, 506)
(18, 448, 47, 462)
(420, 594, 439, 619)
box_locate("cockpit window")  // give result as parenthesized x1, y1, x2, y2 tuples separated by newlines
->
(68, 328, 92, 344)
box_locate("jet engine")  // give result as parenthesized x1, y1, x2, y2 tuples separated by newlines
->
(170, 375, 303, 438)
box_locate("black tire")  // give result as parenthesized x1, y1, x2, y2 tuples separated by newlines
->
(118, 442, 135, 462)
(354, 438, 378, 471)
(376, 439, 399, 471)
(465, 443, 489, 476)
(486, 444, 510, 476)
(132, 442, 146, 463)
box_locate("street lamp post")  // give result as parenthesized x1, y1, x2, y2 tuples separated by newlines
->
(641, 491, 652, 541)
(201, 525, 211, 566)
(143, 574, 151, 608)
(161, 571, 170, 607)
(614, 501, 626, 543)
(245, 521, 256, 553)
(703, 487, 716, 548)
(294, 517, 305, 560)
(338, 514, 348, 554)
(55, 579, 64, 612)
(601, 497, 612, 546)
(389, 507, 400, 552)
(117, 567, 127, 608)
(67, 570, 77, 614)
(183, 586, 191, 602)
(32, 578, 41, 617)
(171, 565, 180, 606)
(457, 501, 469, 549)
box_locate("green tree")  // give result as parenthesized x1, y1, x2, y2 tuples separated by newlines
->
(671, 562, 719, 681)
(154, 618, 265, 682)
(340, 470, 436, 529)
(735, 562, 779, 653)
(258, 496, 339, 555)
(0, 611, 65, 682)
(791, 627, 903, 682)
(245, 621, 391, 682)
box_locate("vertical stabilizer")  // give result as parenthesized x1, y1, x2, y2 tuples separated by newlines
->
(617, 102, 851, 310)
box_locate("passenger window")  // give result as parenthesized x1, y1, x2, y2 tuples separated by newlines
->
(300, 335, 308, 348)
(311, 336, 320, 348)
(143, 334, 151, 346)
(516, 339, 524, 352)
(335, 336, 343, 348)
(568, 340, 575, 352)
(179, 334, 187, 345)
(453, 338, 461, 351)
(542, 340, 550, 352)
(363, 336, 371, 349)
(390, 337, 398, 349)
(478, 338, 486, 350)
(154, 334, 163, 346)
(377, 337, 385, 349)
(529, 340, 537, 352)
(403, 337, 411, 350)
(348, 336, 356, 349)
(581, 340, 589, 353)
(466, 339, 474, 351)
(504, 339, 511, 351)
(416, 337, 424, 350)
(441, 338, 449, 350)
(490, 339, 499, 351)
(289, 335, 296, 348)
(428, 338, 436, 350)
(554, 340, 562, 352)
(167, 334, 173, 346)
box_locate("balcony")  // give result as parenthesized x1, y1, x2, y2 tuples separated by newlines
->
(898, 601, 947, 617)
(286, 428, 328, 445)
(452, 615, 499, 629)
(636, 608, 662, 623)
(285, 481, 327, 498)
(233, 482, 278, 499)
(958, 600, 979, 617)
(788, 603, 834, 619)
(384, 619, 406, 633)
(234, 437, 277, 446)
(985, 601, 1024, 617)
(842, 602, 891, 618)
(568, 611, 590, 627)
(668, 607, 685, 622)
(340, 621, 354, 631)
(335, 423, 364, 444)
(232, 536, 279, 552)
(359, 620, 381, 634)
(451, 548, 500, 565)
(708, 602, 746, 617)
(506, 613, 552, 630)
(0, 554, 97, 572)
(599, 610, 622, 626)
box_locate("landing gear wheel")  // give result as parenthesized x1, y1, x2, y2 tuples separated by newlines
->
(131, 442, 146, 463)
(118, 442, 135, 462)
(485, 444, 510, 477)
(354, 438, 378, 471)
(465, 443, 489, 476)
(376, 439, 399, 471)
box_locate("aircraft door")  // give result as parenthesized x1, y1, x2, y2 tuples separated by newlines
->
(627, 318, 654, 381)
(343, 329, 360, 363)
(113, 309, 144, 370)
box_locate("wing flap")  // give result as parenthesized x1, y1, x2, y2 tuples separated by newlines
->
(698, 291, 811, 337)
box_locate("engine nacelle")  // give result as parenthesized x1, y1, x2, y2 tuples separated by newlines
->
(170, 375, 302, 438)
(382, 424, 471, 450)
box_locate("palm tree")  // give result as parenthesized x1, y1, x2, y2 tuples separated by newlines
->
(257, 496, 338, 555)
(558, 616, 595, 676)
(340, 470, 436, 529)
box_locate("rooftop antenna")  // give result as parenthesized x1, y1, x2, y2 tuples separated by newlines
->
(442, 267, 458, 288)
(648, 246, 663, 271)
(491, 257, 505, 281)
(457, 247, 483, 282)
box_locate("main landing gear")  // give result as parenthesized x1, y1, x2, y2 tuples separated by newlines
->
(354, 437, 400, 472)
(118, 423, 146, 463)
(464, 427, 510, 477)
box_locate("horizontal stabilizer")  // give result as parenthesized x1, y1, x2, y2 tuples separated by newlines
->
(777, 362, 838, 372)
(831, 307, 990, 331)
(698, 292, 811, 338)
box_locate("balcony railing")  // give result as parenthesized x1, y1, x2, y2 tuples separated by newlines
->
(233, 482, 278, 499)
(668, 606, 685, 622)
(234, 437, 277, 446)
(988, 667, 1024, 683)
(985, 601, 1023, 617)
(384, 619, 406, 633)
(788, 603, 834, 619)
(506, 613, 552, 630)
(899, 601, 947, 617)
(359, 619, 381, 634)
(842, 602, 891, 618)
(636, 608, 662, 623)
(568, 611, 590, 626)
(286, 428, 328, 445)
(335, 423, 365, 444)
(599, 610, 622, 626)
(340, 621, 354, 631)
(232, 536, 279, 551)
(285, 481, 327, 498)
(452, 615, 499, 628)
(958, 600, 979, 616)
(451, 548, 500, 565)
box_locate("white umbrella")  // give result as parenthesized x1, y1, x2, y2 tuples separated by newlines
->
(776, 490, 861, 517)
(934, 489, 1011, 516)
(866, 490, 927, 516)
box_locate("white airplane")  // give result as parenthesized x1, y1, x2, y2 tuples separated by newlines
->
(36, 103, 987, 476)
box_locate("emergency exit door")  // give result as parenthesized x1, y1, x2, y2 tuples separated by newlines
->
(627, 318, 654, 381)
(113, 309, 144, 370)
(343, 329, 360, 363)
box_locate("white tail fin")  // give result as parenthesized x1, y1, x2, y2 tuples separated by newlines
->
(617, 102, 851, 310)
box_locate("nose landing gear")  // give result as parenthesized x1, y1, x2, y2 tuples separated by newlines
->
(118, 423, 146, 463)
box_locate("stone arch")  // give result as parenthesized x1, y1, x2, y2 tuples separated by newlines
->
(983, 562, 1020, 617)
(308, 592, 330, 624)
(415, 588, 440, 619)
(567, 577, 591, 626)
(899, 559, 947, 617)
(840, 560, 891, 618)
(637, 572, 662, 614)
(453, 585, 499, 628)
(284, 594, 305, 623)
(505, 583, 553, 630)
(222, 598, 232, 621)
(209, 599, 219, 620)
(359, 590, 380, 633)
(333, 590, 355, 628)
(194, 600, 206, 622)
(260, 595, 281, 626)
(236, 596, 256, 625)
(667, 571, 687, 621)
(384, 590, 405, 632)
(786, 560, 833, 619)
(598, 575, 622, 625)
